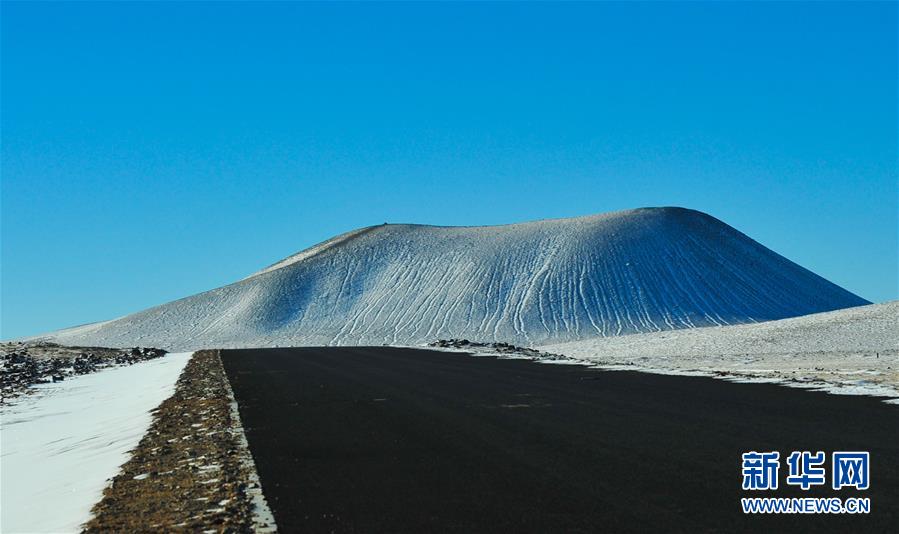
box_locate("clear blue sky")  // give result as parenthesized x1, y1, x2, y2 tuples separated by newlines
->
(2, 1, 896, 339)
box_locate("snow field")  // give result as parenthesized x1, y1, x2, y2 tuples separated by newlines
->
(0, 353, 192, 533)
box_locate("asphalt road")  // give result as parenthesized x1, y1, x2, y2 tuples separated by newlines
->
(222, 347, 899, 533)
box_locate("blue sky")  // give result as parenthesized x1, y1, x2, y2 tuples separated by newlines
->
(2, 1, 896, 339)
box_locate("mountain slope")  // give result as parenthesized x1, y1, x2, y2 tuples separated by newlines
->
(543, 301, 898, 361)
(35, 207, 868, 350)
(540, 301, 898, 398)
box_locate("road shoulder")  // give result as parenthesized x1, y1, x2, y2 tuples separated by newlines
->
(84, 350, 275, 532)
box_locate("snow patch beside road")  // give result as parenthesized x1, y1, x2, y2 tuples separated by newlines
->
(540, 302, 899, 402)
(0, 353, 192, 533)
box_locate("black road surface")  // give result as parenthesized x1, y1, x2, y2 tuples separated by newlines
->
(222, 347, 899, 533)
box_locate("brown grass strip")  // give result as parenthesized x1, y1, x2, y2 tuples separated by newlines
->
(83, 350, 261, 532)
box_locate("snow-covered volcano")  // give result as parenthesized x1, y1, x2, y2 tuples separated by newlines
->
(36, 207, 868, 350)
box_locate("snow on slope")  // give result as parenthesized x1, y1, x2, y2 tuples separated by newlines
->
(541, 302, 899, 399)
(33, 207, 868, 351)
(0, 353, 192, 533)
(243, 225, 378, 280)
